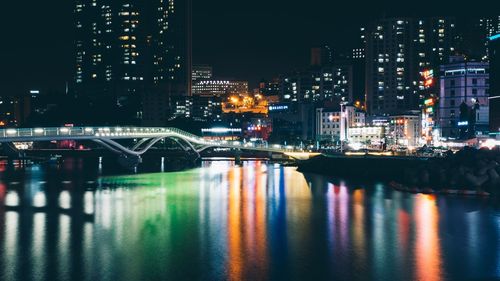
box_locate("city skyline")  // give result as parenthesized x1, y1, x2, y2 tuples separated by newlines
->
(1, 2, 500, 281)
(0, 0, 496, 94)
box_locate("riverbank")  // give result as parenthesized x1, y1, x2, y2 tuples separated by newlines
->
(298, 154, 427, 181)
(298, 147, 500, 195)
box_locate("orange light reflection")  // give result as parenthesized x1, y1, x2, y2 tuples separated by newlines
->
(415, 194, 443, 281)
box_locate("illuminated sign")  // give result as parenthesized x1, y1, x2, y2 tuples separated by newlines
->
(424, 98, 434, 106)
(269, 105, 289, 111)
(420, 69, 435, 89)
(421, 69, 434, 79)
(457, 121, 469, 126)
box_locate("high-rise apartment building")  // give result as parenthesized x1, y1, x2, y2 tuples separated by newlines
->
(311, 45, 334, 67)
(366, 18, 418, 115)
(489, 34, 500, 135)
(74, 0, 192, 122)
(415, 18, 457, 71)
(349, 27, 367, 104)
(259, 79, 281, 97)
(365, 17, 457, 116)
(280, 65, 353, 103)
(479, 16, 500, 59)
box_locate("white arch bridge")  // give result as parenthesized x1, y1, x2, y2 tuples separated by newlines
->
(0, 127, 320, 168)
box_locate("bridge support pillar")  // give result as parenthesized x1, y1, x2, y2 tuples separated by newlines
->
(117, 154, 142, 171)
(235, 149, 242, 165)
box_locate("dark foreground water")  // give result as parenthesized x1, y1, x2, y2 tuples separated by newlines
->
(1, 159, 500, 281)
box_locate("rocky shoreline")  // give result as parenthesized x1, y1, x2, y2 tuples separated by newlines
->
(298, 147, 500, 196)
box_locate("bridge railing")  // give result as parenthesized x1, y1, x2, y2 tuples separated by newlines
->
(0, 127, 171, 138)
(0, 127, 96, 138)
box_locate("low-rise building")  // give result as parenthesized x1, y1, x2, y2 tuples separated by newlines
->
(439, 56, 489, 139)
(315, 104, 365, 141)
(388, 114, 422, 147)
(348, 126, 385, 145)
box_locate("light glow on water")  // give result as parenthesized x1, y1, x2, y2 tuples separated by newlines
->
(0, 160, 499, 281)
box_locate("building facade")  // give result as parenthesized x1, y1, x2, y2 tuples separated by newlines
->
(366, 18, 418, 115)
(348, 126, 385, 145)
(192, 65, 213, 82)
(388, 114, 421, 147)
(479, 16, 500, 59)
(74, 0, 192, 122)
(281, 65, 353, 103)
(259, 79, 281, 97)
(192, 80, 249, 96)
(350, 27, 367, 104)
(315, 105, 365, 141)
(489, 34, 500, 135)
(439, 57, 489, 139)
(365, 17, 457, 115)
(311, 45, 334, 67)
(268, 102, 315, 143)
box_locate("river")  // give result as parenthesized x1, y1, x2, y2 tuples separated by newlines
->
(0, 158, 499, 280)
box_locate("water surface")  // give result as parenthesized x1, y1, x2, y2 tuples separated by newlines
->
(0, 159, 499, 281)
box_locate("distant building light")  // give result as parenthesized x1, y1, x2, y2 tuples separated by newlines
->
(201, 128, 241, 133)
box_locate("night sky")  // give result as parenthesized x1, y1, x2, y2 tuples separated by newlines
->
(0, 0, 492, 94)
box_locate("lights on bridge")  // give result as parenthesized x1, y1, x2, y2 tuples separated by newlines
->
(34, 128, 44, 134)
(85, 127, 94, 133)
(60, 128, 70, 133)
(6, 129, 17, 135)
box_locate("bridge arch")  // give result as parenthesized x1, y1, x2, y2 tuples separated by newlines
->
(0, 126, 319, 170)
(92, 135, 206, 169)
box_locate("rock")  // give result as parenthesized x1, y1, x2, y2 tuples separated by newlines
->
(465, 172, 489, 188)
(488, 168, 500, 188)
(419, 169, 430, 185)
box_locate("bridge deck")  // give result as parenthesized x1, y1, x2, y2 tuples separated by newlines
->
(0, 127, 318, 157)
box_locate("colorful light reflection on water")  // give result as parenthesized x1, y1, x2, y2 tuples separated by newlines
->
(0, 160, 499, 280)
